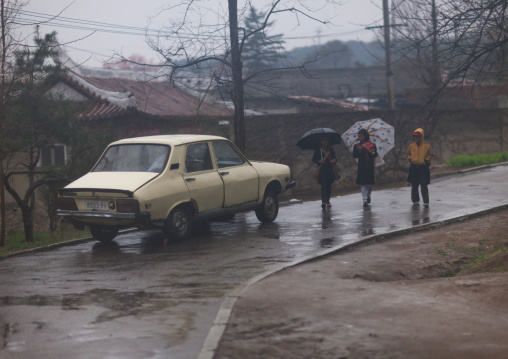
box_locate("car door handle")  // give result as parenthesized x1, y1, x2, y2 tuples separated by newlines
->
(185, 178, 196, 182)
(219, 171, 229, 176)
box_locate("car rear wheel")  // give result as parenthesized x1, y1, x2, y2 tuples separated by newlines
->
(90, 225, 119, 242)
(163, 206, 192, 240)
(255, 191, 279, 223)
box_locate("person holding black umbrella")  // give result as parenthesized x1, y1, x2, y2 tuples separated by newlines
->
(312, 136, 337, 209)
(297, 128, 341, 209)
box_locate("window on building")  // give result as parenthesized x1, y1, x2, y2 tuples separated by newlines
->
(39, 144, 66, 167)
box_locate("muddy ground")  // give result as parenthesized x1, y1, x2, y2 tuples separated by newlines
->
(215, 208, 508, 359)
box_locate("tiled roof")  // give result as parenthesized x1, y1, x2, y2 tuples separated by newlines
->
(61, 73, 231, 121)
(85, 77, 231, 117)
(288, 96, 370, 111)
(83, 101, 127, 120)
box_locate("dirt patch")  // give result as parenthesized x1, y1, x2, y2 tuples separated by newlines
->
(215, 209, 508, 359)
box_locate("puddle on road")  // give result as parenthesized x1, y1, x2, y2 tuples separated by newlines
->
(319, 237, 338, 248)
(1, 289, 162, 317)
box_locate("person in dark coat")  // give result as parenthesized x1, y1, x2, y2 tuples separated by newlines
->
(312, 136, 337, 209)
(353, 129, 378, 207)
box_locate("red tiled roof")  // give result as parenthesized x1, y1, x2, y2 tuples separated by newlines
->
(288, 95, 370, 111)
(82, 101, 127, 120)
(83, 77, 231, 117)
(61, 74, 231, 121)
(444, 83, 508, 98)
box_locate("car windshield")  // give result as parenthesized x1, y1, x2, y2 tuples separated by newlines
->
(93, 144, 170, 173)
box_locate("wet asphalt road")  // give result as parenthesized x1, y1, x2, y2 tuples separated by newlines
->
(1, 165, 507, 359)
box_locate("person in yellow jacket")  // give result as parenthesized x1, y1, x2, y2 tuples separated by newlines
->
(405, 128, 434, 207)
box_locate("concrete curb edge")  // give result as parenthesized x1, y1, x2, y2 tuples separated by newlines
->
(197, 202, 508, 359)
(0, 228, 138, 260)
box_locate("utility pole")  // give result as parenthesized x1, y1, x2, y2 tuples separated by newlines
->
(367, 83, 371, 110)
(366, 1, 397, 110)
(430, 0, 440, 91)
(228, 0, 245, 152)
(382, 0, 395, 110)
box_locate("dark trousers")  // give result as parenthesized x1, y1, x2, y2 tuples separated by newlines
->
(321, 181, 332, 204)
(411, 183, 429, 203)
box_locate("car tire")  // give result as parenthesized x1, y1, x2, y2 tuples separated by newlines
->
(90, 225, 119, 242)
(164, 206, 192, 240)
(255, 191, 279, 223)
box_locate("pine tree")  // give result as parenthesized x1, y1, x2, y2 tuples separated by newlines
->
(242, 7, 285, 76)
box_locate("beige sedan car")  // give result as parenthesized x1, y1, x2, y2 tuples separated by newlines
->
(57, 135, 295, 242)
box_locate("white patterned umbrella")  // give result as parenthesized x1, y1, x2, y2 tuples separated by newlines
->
(341, 118, 395, 167)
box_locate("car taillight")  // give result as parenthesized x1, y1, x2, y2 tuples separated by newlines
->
(116, 199, 139, 213)
(57, 197, 78, 211)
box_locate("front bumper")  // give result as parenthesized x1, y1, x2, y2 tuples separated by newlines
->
(286, 180, 296, 190)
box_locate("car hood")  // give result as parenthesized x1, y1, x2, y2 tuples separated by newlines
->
(64, 171, 159, 192)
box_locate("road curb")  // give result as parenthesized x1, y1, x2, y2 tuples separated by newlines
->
(431, 161, 508, 179)
(0, 228, 138, 260)
(197, 202, 508, 359)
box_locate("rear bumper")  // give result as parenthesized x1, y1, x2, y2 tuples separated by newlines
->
(57, 210, 150, 223)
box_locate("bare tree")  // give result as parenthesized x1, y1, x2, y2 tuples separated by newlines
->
(0, 0, 25, 246)
(145, 0, 338, 152)
(393, 0, 508, 97)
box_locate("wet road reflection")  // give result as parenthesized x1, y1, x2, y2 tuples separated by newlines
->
(360, 207, 376, 236)
(0, 166, 507, 359)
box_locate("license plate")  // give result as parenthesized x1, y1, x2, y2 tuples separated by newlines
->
(86, 200, 108, 210)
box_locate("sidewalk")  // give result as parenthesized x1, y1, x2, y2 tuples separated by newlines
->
(213, 207, 508, 359)
(201, 163, 508, 359)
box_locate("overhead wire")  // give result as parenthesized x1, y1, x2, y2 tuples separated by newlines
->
(13, 7, 373, 41)
(14, 6, 378, 62)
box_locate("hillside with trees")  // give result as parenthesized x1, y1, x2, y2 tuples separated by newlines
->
(287, 39, 386, 69)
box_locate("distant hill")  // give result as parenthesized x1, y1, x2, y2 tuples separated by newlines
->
(287, 39, 387, 69)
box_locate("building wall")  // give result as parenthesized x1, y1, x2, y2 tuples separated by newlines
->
(47, 82, 89, 102)
(243, 109, 507, 194)
(245, 66, 422, 100)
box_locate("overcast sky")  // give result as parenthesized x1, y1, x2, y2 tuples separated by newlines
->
(21, 0, 383, 68)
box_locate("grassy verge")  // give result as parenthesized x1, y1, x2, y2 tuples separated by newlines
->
(443, 233, 508, 276)
(0, 224, 91, 258)
(447, 151, 508, 168)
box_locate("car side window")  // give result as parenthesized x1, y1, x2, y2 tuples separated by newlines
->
(212, 141, 245, 168)
(185, 143, 214, 173)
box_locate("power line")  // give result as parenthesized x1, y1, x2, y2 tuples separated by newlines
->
(14, 7, 373, 42)
(64, 45, 112, 58)
(285, 29, 373, 40)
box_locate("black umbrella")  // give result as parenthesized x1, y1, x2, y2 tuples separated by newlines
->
(296, 128, 342, 150)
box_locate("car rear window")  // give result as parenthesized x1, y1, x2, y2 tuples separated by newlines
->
(93, 144, 170, 173)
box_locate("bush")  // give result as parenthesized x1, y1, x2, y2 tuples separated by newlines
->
(447, 152, 508, 168)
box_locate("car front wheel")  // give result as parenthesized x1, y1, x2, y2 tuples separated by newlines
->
(163, 206, 192, 240)
(255, 191, 279, 223)
(90, 225, 119, 242)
